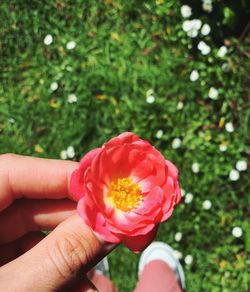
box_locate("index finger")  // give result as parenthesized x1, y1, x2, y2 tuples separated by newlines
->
(0, 154, 78, 211)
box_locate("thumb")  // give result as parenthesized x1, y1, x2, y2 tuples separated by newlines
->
(0, 215, 114, 291)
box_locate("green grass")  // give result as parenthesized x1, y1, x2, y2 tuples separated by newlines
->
(0, 1, 249, 291)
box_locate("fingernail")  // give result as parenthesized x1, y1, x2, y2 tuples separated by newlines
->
(93, 231, 119, 253)
(93, 231, 105, 243)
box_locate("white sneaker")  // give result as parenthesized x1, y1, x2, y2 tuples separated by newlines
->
(94, 256, 110, 278)
(138, 242, 186, 290)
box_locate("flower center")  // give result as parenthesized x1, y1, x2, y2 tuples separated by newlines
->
(107, 178, 143, 212)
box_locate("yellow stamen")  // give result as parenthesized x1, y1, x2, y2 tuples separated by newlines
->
(107, 178, 143, 212)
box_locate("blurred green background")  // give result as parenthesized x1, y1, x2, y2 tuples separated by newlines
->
(0, 0, 249, 291)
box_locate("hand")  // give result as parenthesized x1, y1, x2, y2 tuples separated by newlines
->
(0, 154, 109, 291)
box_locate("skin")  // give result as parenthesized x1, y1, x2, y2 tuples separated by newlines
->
(0, 154, 111, 292)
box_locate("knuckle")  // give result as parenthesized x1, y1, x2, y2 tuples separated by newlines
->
(48, 234, 91, 279)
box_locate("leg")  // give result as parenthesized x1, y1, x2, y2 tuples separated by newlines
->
(135, 259, 182, 292)
(90, 271, 118, 292)
(135, 242, 185, 292)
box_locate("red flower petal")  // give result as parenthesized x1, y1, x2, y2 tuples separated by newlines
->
(137, 152, 166, 192)
(93, 145, 146, 182)
(175, 182, 182, 204)
(135, 186, 164, 216)
(106, 211, 155, 235)
(160, 198, 176, 221)
(70, 148, 101, 200)
(165, 160, 182, 204)
(165, 159, 178, 179)
(77, 197, 121, 243)
(123, 225, 159, 253)
(117, 132, 139, 143)
(132, 155, 155, 183)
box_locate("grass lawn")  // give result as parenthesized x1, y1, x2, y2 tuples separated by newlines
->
(0, 1, 249, 291)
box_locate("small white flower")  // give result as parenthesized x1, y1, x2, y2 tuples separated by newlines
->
(177, 101, 184, 110)
(202, 3, 213, 13)
(190, 70, 199, 82)
(50, 82, 58, 91)
(229, 169, 240, 181)
(68, 94, 77, 103)
(232, 226, 243, 238)
(8, 118, 15, 124)
(192, 162, 200, 173)
(198, 41, 211, 55)
(183, 19, 202, 38)
(44, 34, 53, 46)
(202, 200, 212, 210)
(202, 0, 213, 13)
(185, 192, 193, 204)
(222, 63, 230, 72)
(181, 188, 186, 197)
(60, 150, 67, 160)
(172, 138, 182, 149)
(201, 24, 211, 36)
(217, 46, 228, 58)
(236, 160, 247, 172)
(182, 20, 192, 32)
(66, 40, 76, 50)
(156, 129, 163, 139)
(66, 66, 73, 72)
(66, 146, 75, 158)
(180, 5, 192, 18)
(146, 95, 155, 104)
(175, 232, 183, 242)
(208, 87, 218, 100)
(146, 89, 154, 96)
(173, 250, 183, 260)
(219, 144, 227, 152)
(192, 19, 202, 30)
(225, 122, 234, 133)
(188, 27, 198, 38)
(184, 255, 193, 265)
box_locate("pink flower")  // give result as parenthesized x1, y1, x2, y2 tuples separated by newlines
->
(70, 132, 181, 252)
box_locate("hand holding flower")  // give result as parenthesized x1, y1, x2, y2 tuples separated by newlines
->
(0, 154, 109, 291)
